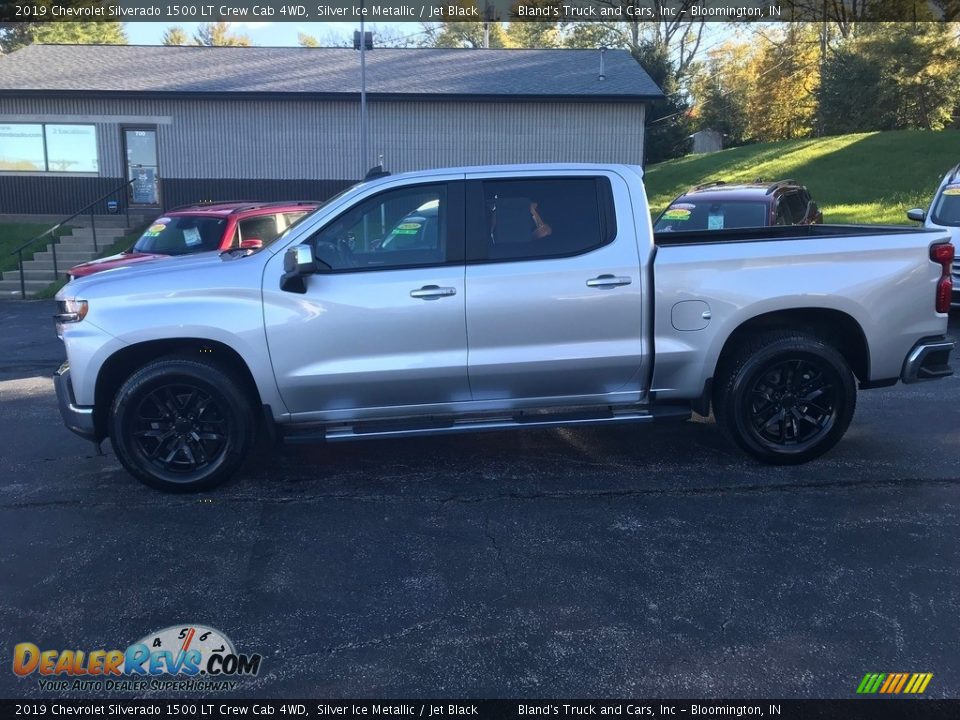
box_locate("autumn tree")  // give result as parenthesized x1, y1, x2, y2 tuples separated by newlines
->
(162, 26, 189, 46)
(193, 22, 251, 47)
(1, 20, 127, 54)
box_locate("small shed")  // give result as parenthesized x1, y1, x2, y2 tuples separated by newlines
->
(690, 129, 724, 155)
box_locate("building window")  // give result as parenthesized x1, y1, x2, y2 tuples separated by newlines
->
(0, 122, 98, 172)
(0, 124, 45, 171)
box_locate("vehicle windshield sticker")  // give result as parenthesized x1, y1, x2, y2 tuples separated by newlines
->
(183, 227, 202, 246)
(708, 214, 725, 230)
(155, 217, 171, 224)
(143, 223, 167, 236)
(942, 185, 960, 196)
(393, 222, 422, 235)
(663, 208, 691, 221)
(672, 203, 696, 211)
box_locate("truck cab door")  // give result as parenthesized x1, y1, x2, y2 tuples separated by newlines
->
(263, 181, 469, 416)
(463, 173, 645, 402)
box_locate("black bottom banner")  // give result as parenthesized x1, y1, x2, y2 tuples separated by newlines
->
(2, 699, 958, 720)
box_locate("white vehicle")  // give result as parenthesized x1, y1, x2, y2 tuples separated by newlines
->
(908, 163, 960, 308)
(54, 164, 955, 492)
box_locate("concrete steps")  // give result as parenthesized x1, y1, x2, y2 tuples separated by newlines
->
(2, 218, 146, 298)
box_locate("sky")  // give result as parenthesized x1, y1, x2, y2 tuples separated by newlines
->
(124, 21, 422, 46)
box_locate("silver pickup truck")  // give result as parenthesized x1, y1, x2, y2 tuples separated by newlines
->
(54, 164, 955, 492)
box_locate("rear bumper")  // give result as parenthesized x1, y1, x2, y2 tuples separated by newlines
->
(54, 362, 97, 442)
(901, 337, 955, 384)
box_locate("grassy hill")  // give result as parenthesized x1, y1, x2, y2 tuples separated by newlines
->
(644, 130, 960, 224)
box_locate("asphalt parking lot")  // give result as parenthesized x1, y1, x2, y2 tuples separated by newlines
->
(1, 299, 958, 699)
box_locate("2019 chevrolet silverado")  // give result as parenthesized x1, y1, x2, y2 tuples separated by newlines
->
(54, 164, 954, 491)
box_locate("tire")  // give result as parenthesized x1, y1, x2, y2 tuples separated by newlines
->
(109, 357, 255, 492)
(713, 330, 857, 465)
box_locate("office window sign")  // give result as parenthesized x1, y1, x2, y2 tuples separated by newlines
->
(0, 124, 45, 171)
(45, 124, 98, 172)
(0, 123, 98, 172)
(132, 167, 158, 205)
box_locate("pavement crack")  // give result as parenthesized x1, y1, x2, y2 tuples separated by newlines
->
(483, 512, 509, 580)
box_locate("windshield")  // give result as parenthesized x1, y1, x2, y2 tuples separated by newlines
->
(654, 201, 769, 232)
(931, 184, 960, 227)
(132, 215, 227, 255)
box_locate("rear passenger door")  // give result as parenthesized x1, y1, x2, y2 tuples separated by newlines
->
(464, 173, 644, 401)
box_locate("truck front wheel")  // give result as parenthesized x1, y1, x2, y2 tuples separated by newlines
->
(109, 357, 255, 492)
(714, 331, 857, 464)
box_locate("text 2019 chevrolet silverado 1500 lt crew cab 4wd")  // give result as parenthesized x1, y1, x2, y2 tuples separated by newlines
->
(54, 164, 955, 492)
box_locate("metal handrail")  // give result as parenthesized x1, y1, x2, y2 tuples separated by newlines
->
(9, 177, 137, 299)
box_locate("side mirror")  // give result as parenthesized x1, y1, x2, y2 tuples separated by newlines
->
(280, 244, 325, 294)
(240, 238, 263, 250)
(906, 208, 927, 223)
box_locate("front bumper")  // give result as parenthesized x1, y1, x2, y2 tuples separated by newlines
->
(54, 362, 97, 442)
(901, 337, 955, 384)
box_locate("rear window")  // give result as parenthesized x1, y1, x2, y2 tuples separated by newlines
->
(654, 201, 769, 232)
(132, 215, 227, 255)
(931, 184, 960, 227)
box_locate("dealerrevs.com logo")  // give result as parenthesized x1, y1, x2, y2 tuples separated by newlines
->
(12, 624, 262, 692)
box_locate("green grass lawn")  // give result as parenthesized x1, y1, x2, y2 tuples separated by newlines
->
(0, 223, 71, 274)
(644, 130, 960, 224)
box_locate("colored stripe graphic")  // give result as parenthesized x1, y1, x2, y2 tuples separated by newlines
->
(857, 673, 932, 694)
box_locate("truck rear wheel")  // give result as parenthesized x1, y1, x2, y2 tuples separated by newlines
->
(713, 331, 857, 464)
(109, 357, 255, 492)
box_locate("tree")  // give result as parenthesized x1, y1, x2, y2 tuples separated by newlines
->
(162, 26, 189, 46)
(818, 23, 960, 133)
(688, 39, 753, 145)
(634, 41, 692, 163)
(1, 21, 127, 54)
(746, 24, 821, 141)
(193, 22, 251, 47)
(419, 21, 507, 48)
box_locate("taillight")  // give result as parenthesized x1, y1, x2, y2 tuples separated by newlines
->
(931, 242, 954, 313)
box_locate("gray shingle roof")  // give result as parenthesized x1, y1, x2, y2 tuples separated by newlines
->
(0, 44, 662, 100)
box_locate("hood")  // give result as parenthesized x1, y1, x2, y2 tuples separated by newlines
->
(69, 251, 168, 276)
(61, 250, 245, 299)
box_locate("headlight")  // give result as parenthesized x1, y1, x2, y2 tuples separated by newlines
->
(54, 298, 88, 324)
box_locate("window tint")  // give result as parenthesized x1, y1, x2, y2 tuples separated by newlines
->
(309, 185, 450, 271)
(655, 201, 769, 232)
(782, 192, 807, 224)
(469, 178, 613, 261)
(132, 215, 227, 255)
(237, 214, 283, 246)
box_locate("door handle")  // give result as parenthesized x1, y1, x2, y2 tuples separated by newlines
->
(410, 285, 457, 299)
(586, 274, 632, 288)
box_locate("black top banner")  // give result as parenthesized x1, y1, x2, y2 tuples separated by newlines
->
(2, 699, 959, 720)
(0, 0, 957, 23)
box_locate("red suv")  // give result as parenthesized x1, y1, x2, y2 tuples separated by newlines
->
(67, 201, 319, 280)
(654, 179, 822, 233)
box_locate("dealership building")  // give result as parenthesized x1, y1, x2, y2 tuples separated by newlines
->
(0, 44, 661, 216)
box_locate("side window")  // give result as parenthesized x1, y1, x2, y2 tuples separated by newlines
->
(280, 211, 310, 231)
(309, 184, 451, 271)
(468, 177, 615, 262)
(774, 201, 791, 225)
(782, 192, 807, 224)
(238, 214, 283, 246)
